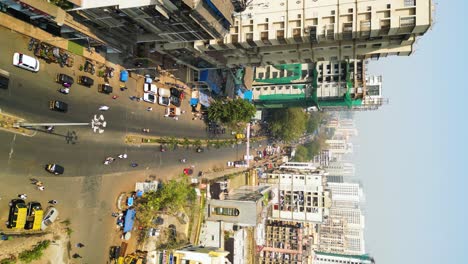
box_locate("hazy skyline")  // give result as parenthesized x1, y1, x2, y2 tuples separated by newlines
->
(352, 1, 467, 263)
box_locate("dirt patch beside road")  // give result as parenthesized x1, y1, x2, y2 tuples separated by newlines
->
(0, 223, 70, 263)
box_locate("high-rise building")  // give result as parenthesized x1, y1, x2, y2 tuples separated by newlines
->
(325, 162, 356, 177)
(250, 61, 383, 111)
(263, 165, 331, 223)
(198, 0, 433, 67)
(325, 140, 353, 155)
(329, 208, 364, 229)
(313, 251, 375, 264)
(259, 220, 312, 264)
(328, 183, 362, 202)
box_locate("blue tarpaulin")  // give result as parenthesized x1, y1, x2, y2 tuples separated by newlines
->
(123, 209, 136, 233)
(190, 98, 199, 106)
(127, 197, 134, 207)
(136, 190, 143, 197)
(120, 70, 128, 82)
(243, 90, 253, 101)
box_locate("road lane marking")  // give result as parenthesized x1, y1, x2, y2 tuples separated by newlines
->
(8, 134, 16, 163)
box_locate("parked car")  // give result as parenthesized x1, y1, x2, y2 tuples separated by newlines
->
(49, 100, 68, 112)
(7, 199, 27, 229)
(77, 76, 94, 87)
(45, 163, 64, 175)
(41, 207, 59, 230)
(158, 96, 170, 107)
(158, 87, 170, 97)
(144, 83, 158, 94)
(143, 92, 157, 104)
(170, 87, 183, 99)
(148, 228, 160, 237)
(12, 52, 40, 72)
(170, 96, 181, 107)
(98, 84, 113, 94)
(56, 73, 74, 85)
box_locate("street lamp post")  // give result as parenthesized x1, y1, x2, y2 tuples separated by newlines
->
(15, 114, 107, 134)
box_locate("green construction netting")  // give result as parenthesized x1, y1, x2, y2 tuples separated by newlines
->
(258, 93, 305, 101)
(254, 64, 302, 84)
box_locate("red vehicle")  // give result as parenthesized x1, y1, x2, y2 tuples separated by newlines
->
(183, 168, 193, 175)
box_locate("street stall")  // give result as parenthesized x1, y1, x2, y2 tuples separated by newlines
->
(123, 209, 136, 233)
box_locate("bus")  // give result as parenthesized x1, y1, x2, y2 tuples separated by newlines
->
(8, 199, 27, 229)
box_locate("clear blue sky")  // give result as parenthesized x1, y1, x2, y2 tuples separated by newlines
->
(353, 1, 467, 263)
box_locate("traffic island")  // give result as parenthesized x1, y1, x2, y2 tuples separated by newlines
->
(125, 134, 263, 149)
(0, 111, 35, 136)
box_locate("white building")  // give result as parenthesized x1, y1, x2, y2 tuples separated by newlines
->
(264, 165, 331, 223)
(328, 183, 362, 202)
(198, 0, 433, 67)
(325, 139, 353, 155)
(325, 162, 356, 177)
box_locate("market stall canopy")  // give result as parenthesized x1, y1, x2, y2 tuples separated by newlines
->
(123, 209, 136, 233)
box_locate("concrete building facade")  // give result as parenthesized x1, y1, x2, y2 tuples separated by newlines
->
(200, 0, 433, 67)
(264, 166, 332, 223)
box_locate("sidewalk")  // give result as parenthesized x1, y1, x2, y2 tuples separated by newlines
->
(0, 110, 34, 136)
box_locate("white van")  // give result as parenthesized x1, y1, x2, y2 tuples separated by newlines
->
(12, 53, 40, 72)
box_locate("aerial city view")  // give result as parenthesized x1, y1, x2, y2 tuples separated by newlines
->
(0, 0, 463, 264)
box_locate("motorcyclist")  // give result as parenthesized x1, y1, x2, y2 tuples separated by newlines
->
(180, 158, 187, 163)
(118, 154, 128, 159)
(142, 128, 150, 133)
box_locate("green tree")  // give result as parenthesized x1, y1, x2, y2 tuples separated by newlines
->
(293, 145, 309, 162)
(136, 177, 196, 226)
(268, 108, 307, 142)
(18, 241, 50, 263)
(208, 99, 256, 127)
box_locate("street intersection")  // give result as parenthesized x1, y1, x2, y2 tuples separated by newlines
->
(0, 27, 246, 262)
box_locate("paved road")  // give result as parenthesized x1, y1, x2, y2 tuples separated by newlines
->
(0, 28, 251, 263)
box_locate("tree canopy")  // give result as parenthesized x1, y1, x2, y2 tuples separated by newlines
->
(208, 98, 256, 127)
(136, 177, 196, 226)
(268, 108, 307, 142)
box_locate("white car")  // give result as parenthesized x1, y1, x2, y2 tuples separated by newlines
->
(12, 53, 40, 72)
(158, 96, 170, 106)
(158, 88, 170, 97)
(144, 83, 158, 94)
(41, 207, 59, 230)
(143, 92, 157, 104)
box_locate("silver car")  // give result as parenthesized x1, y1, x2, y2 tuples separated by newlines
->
(41, 206, 59, 230)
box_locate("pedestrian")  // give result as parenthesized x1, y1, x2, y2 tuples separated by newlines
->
(38, 186, 45, 191)
(112, 95, 119, 99)
(147, 107, 153, 111)
(49, 200, 58, 205)
(181, 110, 186, 114)
(76, 243, 85, 248)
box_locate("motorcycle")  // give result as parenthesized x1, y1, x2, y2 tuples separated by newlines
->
(84, 60, 95, 75)
(142, 128, 150, 133)
(118, 154, 128, 159)
(180, 158, 187, 163)
(58, 87, 70, 94)
(28, 38, 37, 51)
(104, 157, 115, 165)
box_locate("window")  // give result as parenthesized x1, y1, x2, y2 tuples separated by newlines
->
(387, 4, 391, 9)
(404, 0, 416, 6)
(331, 10, 335, 15)
(213, 207, 240, 216)
(348, 8, 353, 13)
(367, 6, 371, 11)
(372, 43, 382, 48)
